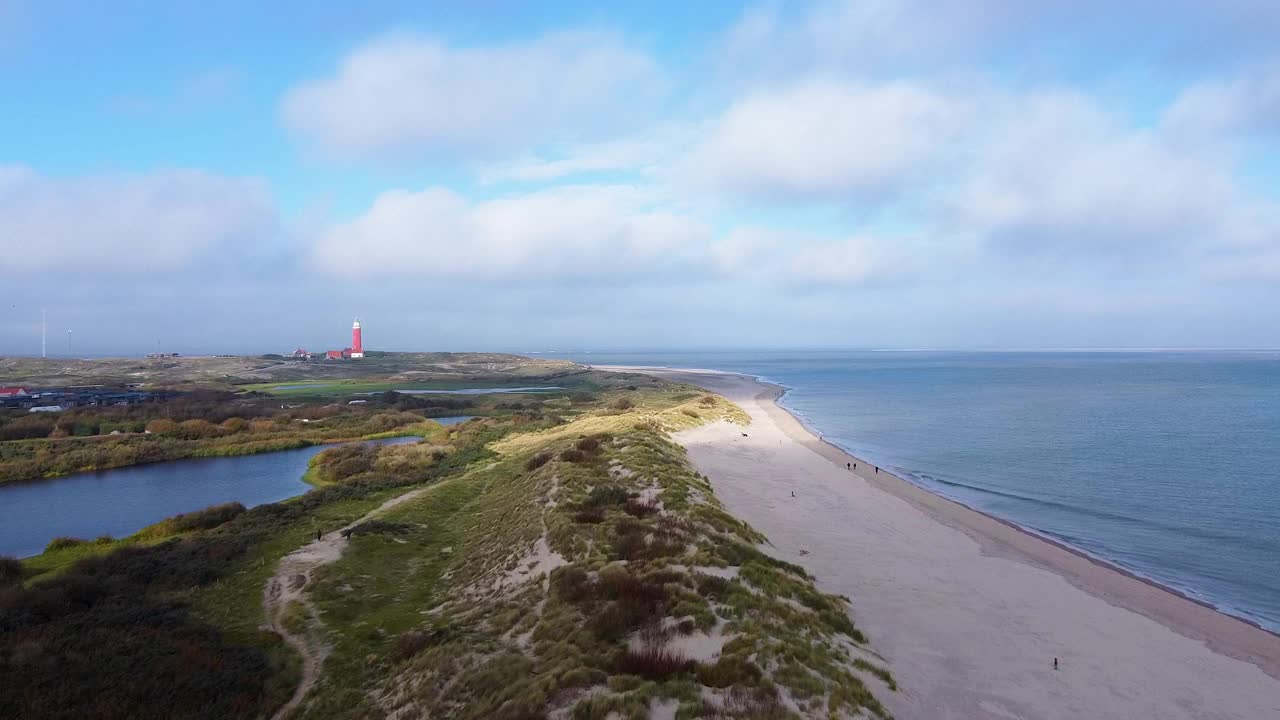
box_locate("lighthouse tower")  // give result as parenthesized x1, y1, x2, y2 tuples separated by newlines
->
(350, 319, 364, 359)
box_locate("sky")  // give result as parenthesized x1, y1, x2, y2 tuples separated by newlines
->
(3, 0, 1280, 355)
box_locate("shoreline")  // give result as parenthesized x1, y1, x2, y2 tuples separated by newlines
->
(602, 364, 1280, 718)
(611, 363, 1280, 651)
(768, 381, 1280, 640)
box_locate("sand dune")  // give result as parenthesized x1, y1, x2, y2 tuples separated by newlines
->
(609, 366, 1280, 720)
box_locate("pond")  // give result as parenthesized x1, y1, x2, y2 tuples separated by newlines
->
(0, 416, 473, 558)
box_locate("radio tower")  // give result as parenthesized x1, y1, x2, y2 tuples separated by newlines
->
(350, 318, 364, 359)
(41, 308, 47, 359)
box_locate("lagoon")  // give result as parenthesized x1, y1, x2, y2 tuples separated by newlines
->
(0, 416, 473, 558)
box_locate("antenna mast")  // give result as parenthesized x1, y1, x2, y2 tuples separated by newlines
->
(41, 308, 47, 359)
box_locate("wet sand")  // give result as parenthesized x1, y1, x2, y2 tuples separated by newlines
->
(607, 366, 1280, 720)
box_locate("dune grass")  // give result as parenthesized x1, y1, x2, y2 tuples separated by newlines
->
(288, 382, 889, 720)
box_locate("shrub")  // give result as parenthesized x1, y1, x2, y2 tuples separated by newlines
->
(46, 536, 88, 552)
(573, 507, 606, 524)
(176, 418, 221, 440)
(559, 448, 587, 463)
(525, 452, 552, 471)
(694, 573, 732, 599)
(582, 567, 673, 641)
(680, 408, 700, 418)
(575, 437, 600, 453)
(220, 417, 248, 433)
(609, 397, 635, 411)
(0, 556, 23, 586)
(388, 626, 451, 662)
(144, 418, 178, 435)
(697, 656, 763, 688)
(699, 395, 717, 406)
(166, 502, 247, 534)
(551, 566, 593, 603)
(623, 498, 660, 518)
(582, 485, 631, 508)
(613, 646, 695, 680)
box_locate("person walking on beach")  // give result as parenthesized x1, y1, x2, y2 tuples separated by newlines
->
(1053, 657, 1058, 670)
(847, 462, 851, 470)
(316, 529, 322, 541)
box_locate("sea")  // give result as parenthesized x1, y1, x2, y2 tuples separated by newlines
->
(541, 350, 1280, 633)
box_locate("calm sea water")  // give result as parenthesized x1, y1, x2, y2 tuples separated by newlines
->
(547, 351, 1280, 632)
(0, 417, 473, 558)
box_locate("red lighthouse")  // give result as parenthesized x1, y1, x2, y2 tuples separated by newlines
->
(350, 319, 364, 359)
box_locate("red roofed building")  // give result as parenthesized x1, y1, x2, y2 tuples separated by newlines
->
(0, 387, 31, 398)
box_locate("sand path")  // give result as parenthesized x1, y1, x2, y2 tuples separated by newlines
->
(609, 366, 1280, 720)
(263, 485, 433, 720)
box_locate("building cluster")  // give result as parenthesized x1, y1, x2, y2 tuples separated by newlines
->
(289, 319, 366, 361)
(0, 385, 160, 413)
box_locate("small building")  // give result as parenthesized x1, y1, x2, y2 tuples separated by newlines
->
(29, 405, 65, 413)
(325, 350, 345, 360)
(0, 387, 31, 399)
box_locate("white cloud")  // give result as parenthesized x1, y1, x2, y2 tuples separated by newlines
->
(715, 0, 1023, 81)
(0, 166, 276, 272)
(711, 226, 911, 287)
(948, 91, 1275, 259)
(681, 78, 959, 202)
(312, 185, 709, 280)
(281, 31, 662, 160)
(1163, 60, 1280, 139)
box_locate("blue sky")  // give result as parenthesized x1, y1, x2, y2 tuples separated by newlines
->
(3, 0, 1280, 354)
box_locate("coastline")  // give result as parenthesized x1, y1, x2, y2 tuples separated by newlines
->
(771, 381, 1280, 640)
(603, 365, 1280, 719)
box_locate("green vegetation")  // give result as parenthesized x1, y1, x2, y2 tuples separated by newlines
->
(1, 365, 892, 719)
(288, 381, 890, 719)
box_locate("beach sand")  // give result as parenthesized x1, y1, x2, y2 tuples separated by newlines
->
(607, 366, 1280, 720)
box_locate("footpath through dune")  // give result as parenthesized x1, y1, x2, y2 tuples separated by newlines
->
(262, 485, 435, 720)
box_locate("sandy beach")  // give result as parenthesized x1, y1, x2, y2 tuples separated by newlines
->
(607, 366, 1280, 720)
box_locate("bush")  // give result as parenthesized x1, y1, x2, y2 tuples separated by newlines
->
(613, 646, 695, 680)
(0, 556, 23, 586)
(623, 498, 660, 518)
(559, 448, 587, 463)
(525, 452, 552, 471)
(573, 507, 606, 524)
(582, 485, 631, 508)
(551, 566, 593, 603)
(680, 408, 700, 418)
(575, 437, 600, 453)
(609, 397, 635, 411)
(697, 656, 763, 688)
(388, 626, 451, 663)
(694, 573, 732, 599)
(46, 536, 88, 552)
(144, 418, 178, 435)
(167, 502, 246, 534)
